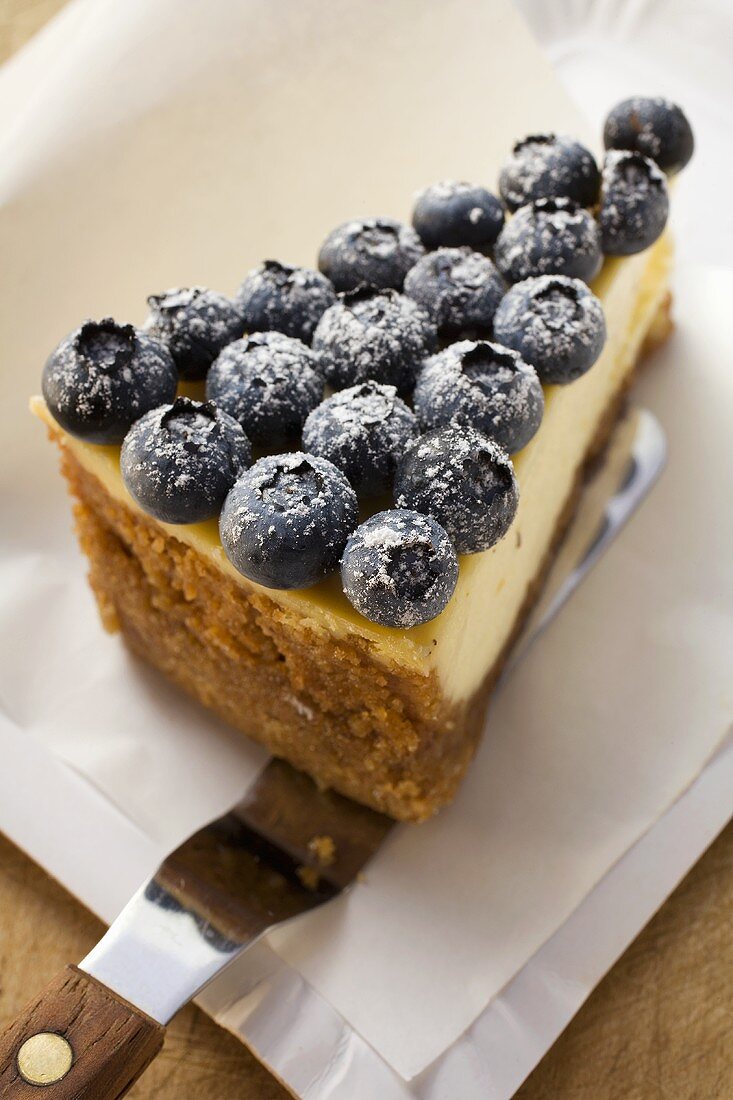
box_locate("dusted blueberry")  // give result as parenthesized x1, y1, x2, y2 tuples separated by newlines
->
(493, 275, 606, 385)
(312, 288, 436, 393)
(206, 332, 323, 447)
(412, 181, 505, 250)
(42, 318, 177, 445)
(413, 340, 543, 454)
(499, 133, 600, 212)
(403, 248, 505, 336)
(236, 261, 336, 345)
(341, 510, 458, 628)
(494, 198, 602, 284)
(302, 381, 418, 497)
(144, 286, 243, 380)
(394, 425, 518, 554)
(220, 452, 358, 589)
(317, 218, 425, 292)
(120, 398, 252, 524)
(603, 96, 694, 174)
(599, 151, 669, 256)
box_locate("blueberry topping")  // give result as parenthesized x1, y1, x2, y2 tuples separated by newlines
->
(120, 398, 252, 524)
(143, 287, 243, 381)
(394, 425, 518, 555)
(412, 181, 505, 250)
(341, 510, 458, 628)
(603, 96, 694, 174)
(493, 275, 606, 385)
(312, 288, 436, 394)
(403, 247, 505, 336)
(302, 381, 419, 497)
(220, 452, 358, 589)
(236, 261, 336, 345)
(317, 218, 425, 292)
(42, 318, 177, 445)
(599, 151, 669, 256)
(499, 133, 600, 212)
(206, 331, 323, 447)
(413, 340, 543, 454)
(494, 197, 602, 285)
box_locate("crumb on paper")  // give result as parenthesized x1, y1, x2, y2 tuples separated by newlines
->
(296, 864, 320, 891)
(308, 834, 336, 866)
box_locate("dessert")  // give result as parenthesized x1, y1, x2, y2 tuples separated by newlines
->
(34, 98, 691, 821)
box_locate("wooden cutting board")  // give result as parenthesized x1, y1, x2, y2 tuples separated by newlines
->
(1, 4, 732, 1097)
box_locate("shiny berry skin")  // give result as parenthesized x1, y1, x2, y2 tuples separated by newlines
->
(236, 260, 336, 345)
(603, 96, 694, 174)
(143, 287, 243, 381)
(413, 340, 544, 454)
(499, 133, 600, 212)
(42, 318, 177, 445)
(493, 275, 606, 385)
(220, 452, 358, 589)
(341, 509, 458, 628)
(403, 247, 505, 336)
(120, 398, 252, 524)
(317, 218, 425, 293)
(599, 151, 669, 255)
(412, 181, 505, 250)
(493, 197, 602, 284)
(394, 425, 518, 554)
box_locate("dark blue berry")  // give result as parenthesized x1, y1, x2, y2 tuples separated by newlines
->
(312, 288, 436, 394)
(302, 381, 418, 497)
(413, 340, 543, 454)
(120, 398, 252, 524)
(206, 332, 323, 447)
(603, 96, 694, 174)
(499, 133, 600, 212)
(220, 452, 358, 589)
(42, 318, 177, 445)
(317, 218, 425, 292)
(599, 151, 669, 256)
(412, 181, 504, 250)
(403, 247, 505, 336)
(144, 286, 243, 380)
(394, 425, 518, 555)
(494, 197, 602, 284)
(493, 275, 606, 385)
(236, 261, 336, 345)
(341, 510, 458, 628)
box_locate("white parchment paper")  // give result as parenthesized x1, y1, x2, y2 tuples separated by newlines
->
(1, 0, 732, 1084)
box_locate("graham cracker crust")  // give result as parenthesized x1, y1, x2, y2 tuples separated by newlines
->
(53, 292, 673, 823)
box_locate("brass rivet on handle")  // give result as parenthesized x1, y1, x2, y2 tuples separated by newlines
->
(17, 1032, 73, 1086)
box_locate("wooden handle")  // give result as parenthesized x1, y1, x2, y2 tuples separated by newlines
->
(0, 966, 164, 1099)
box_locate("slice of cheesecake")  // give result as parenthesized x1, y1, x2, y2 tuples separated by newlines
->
(33, 232, 672, 821)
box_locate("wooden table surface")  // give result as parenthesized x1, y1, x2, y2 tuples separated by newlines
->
(1, 3, 732, 1097)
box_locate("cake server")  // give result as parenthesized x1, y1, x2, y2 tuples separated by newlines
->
(0, 408, 665, 1099)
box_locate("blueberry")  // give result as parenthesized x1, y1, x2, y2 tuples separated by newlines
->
(42, 318, 177, 445)
(499, 134, 600, 212)
(403, 247, 505, 336)
(302, 381, 419, 497)
(120, 398, 252, 524)
(312, 288, 436, 394)
(413, 340, 543, 454)
(220, 452, 358, 589)
(599, 151, 669, 256)
(493, 275, 606, 385)
(394, 425, 518, 554)
(236, 261, 336, 345)
(412, 181, 505, 250)
(317, 218, 425, 292)
(603, 96, 694, 174)
(144, 287, 243, 381)
(341, 510, 458, 628)
(494, 197, 602, 285)
(206, 332, 323, 447)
